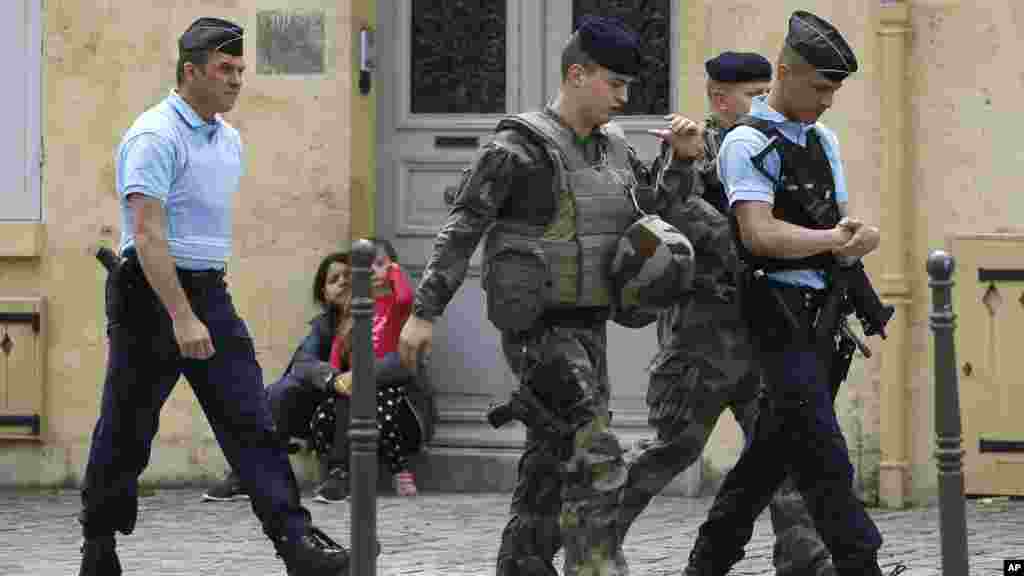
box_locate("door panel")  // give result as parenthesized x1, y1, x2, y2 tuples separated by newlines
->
(378, 0, 539, 450)
(951, 235, 1024, 496)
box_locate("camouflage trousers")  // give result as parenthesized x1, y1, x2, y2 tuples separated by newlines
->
(496, 324, 628, 576)
(619, 356, 835, 576)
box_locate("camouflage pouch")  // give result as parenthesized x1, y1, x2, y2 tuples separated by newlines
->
(484, 248, 548, 333)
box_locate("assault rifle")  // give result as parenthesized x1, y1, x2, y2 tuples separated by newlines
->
(814, 260, 895, 396)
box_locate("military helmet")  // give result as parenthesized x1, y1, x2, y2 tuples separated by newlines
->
(608, 214, 695, 328)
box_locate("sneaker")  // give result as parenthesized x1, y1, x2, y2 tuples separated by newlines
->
(202, 470, 248, 502)
(78, 535, 121, 576)
(277, 526, 349, 576)
(394, 470, 418, 497)
(313, 468, 349, 504)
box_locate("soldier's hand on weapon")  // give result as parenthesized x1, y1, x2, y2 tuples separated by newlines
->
(649, 114, 705, 161)
(399, 315, 433, 372)
(833, 221, 880, 259)
(173, 311, 216, 359)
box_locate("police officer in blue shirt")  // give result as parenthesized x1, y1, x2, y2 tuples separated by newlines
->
(77, 17, 349, 576)
(681, 11, 903, 576)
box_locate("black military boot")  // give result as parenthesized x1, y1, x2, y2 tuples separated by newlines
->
(681, 536, 744, 576)
(277, 526, 350, 576)
(78, 535, 121, 576)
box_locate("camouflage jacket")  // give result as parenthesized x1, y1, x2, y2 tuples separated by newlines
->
(412, 107, 692, 322)
(647, 114, 754, 383)
(694, 114, 728, 215)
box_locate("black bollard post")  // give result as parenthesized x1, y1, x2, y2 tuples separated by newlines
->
(342, 239, 378, 575)
(926, 249, 969, 576)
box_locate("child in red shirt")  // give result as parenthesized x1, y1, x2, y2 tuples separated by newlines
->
(327, 239, 418, 496)
(327, 239, 419, 496)
(370, 240, 416, 495)
(372, 239, 414, 358)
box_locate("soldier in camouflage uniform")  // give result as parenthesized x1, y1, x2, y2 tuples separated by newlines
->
(617, 52, 836, 576)
(399, 16, 701, 576)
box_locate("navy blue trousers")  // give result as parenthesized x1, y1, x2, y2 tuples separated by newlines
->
(265, 373, 344, 467)
(689, 282, 882, 574)
(79, 260, 310, 544)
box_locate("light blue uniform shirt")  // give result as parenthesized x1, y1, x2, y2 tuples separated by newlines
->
(116, 90, 244, 270)
(717, 95, 847, 289)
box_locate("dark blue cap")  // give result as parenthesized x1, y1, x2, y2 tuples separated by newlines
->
(179, 17, 244, 57)
(705, 51, 772, 83)
(576, 15, 642, 77)
(785, 11, 857, 82)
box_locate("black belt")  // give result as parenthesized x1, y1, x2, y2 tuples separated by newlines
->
(118, 249, 225, 297)
(764, 280, 826, 308)
(121, 248, 225, 281)
(755, 278, 826, 332)
(177, 268, 225, 282)
(539, 306, 610, 329)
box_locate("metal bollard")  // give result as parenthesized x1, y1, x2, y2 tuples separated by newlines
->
(926, 250, 969, 575)
(340, 238, 378, 575)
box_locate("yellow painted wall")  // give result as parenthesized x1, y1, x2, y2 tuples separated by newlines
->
(349, 0, 377, 241)
(0, 0, 359, 486)
(903, 0, 1024, 503)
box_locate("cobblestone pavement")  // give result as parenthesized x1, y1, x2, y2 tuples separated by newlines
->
(2, 488, 1021, 575)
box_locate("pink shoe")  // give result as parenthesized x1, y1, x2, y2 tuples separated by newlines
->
(394, 470, 418, 497)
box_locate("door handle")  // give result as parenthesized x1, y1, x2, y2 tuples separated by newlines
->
(435, 136, 479, 149)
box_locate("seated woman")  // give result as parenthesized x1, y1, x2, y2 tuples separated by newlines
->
(203, 243, 428, 503)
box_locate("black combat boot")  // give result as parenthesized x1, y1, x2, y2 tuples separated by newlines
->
(78, 535, 122, 576)
(277, 526, 350, 576)
(681, 536, 744, 576)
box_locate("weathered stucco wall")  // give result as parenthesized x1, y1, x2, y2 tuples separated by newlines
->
(0, 0, 355, 486)
(903, 0, 1024, 503)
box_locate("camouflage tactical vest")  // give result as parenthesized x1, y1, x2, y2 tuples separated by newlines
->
(481, 111, 637, 332)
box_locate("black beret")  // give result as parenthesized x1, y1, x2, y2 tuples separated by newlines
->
(576, 15, 642, 77)
(179, 17, 244, 57)
(705, 52, 772, 83)
(785, 10, 857, 82)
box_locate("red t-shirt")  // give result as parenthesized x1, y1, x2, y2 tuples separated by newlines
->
(373, 264, 413, 358)
(329, 264, 413, 370)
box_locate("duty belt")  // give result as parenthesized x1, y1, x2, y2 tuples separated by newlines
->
(753, 271, 826, 332)
(539, 306, 610, 329)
